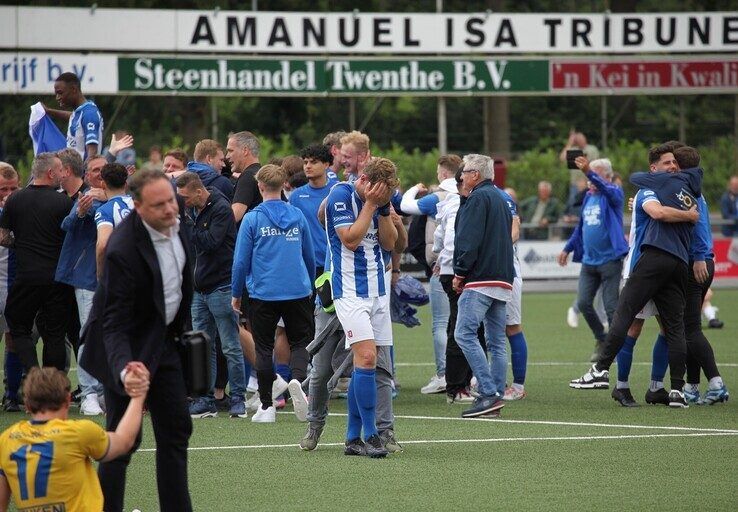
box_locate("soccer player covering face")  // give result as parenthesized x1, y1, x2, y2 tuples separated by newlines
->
(0, 366, 148, 511)
(325, 158, 399, 458)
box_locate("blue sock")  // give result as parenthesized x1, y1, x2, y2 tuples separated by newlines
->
(4, 351, 22, 398)
(616, 335, 637, 383)
(507, 332, 528, 385)
(389, 346, 396, 374)
(275, 363, 291, 382)
(243, 358, 252, 385)
(345, 375, 362, 441)
(651, 334, 669, 382)
(352, 368, 378, 440)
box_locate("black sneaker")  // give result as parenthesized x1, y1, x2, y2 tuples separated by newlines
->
(344, 438, 366, 456)
(70, 387, 82, 404)
(707, 318, 724, 329)
(461, 395, 505, 418)
(645, 388, 669, 405)
(569, 364, 609, 389)
(214, 393, 231, 412)
(2, 396, 21, 412)
(668, 390, 689, 408)
(364, 434, 389, 458)
(611, 387, 639, 407)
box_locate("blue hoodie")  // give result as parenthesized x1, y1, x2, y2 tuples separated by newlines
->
(232, 199, 315, 301)
(55, 196, 105, 291)
(187, 161, 234, 201)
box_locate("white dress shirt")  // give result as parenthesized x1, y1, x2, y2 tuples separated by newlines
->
(142, 219, 186, 325)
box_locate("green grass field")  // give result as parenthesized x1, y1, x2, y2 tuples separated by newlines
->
(2, 291, 737, 511)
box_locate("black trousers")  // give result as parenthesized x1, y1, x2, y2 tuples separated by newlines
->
(598, 247, 688, 390)
(685, 258, 720, 383)
(214, 334, 229, 390)
(249, 296, 314, 407)
(440, 275, 485, 395)
(99, 343, 193, 512)
(5, 281, 70, 371)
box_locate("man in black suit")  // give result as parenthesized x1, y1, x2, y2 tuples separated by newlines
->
(80, 169, 194, 512)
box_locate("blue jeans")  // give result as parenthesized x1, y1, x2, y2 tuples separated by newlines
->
(75, 288, 103, 398)
(191, 287, 246, 398)
(577, 258, 622, 342)
(454, 290, 507, 398)
(429, 274, 449, 376)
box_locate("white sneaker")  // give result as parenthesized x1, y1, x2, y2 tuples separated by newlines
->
(273, 374, 289, 399)
(251, 405, 276, 423)
(503, 386, 527, 401)
(80, 394, 104, 416)
(567, 307, 579, 328)
(245, 392, 261, 412)
(420, 374, 447, 394)
(288, 379, 308, 422)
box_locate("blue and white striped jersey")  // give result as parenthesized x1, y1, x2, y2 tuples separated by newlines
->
(94, 195, 133, 229)
(495, 185, 521, 276)
(67, 101, 103, 159)
(622, 188, 659, 279)
(325, 182, 386, 300)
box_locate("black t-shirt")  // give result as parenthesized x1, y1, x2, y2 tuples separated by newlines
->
(0, 185, 74, 284)
(232, 163, 263, 210)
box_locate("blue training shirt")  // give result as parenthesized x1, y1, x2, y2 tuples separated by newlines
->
(289, 177, 338, 270)
(325, 182, 386, 300)
(629, 168, 702, 264)
(581, 192, 620, 266)
(67, 100, 103, 159)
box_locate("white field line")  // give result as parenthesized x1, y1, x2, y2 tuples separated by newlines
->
(137, 431, 738, 453)
(272, 411, 738, 434)
(395, 362, 738, 367)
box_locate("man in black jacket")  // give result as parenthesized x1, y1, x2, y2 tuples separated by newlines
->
(80, 169, 194, 512)
(452, 154, 515, 418)
(176, 172, 247, 419)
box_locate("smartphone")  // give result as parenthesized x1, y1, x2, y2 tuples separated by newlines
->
(566, 149, 584, 169)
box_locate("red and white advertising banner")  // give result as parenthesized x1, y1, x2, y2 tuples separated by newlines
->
(712, 239, 738, 280)
(550, 56, 738, 94)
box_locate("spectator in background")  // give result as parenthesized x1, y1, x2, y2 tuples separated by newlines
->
(142, 145, 163, 172)
(720, 175, 738, 237)
(340, 131, 371, 184)
(519, 181, 562, 240)
(228, 131, 262, 224)
(560, 131, 600, 211)
(186, 139, 233, 201)
(503, 187, 517, 204)
(562, 176, 588, 224)
(558, 157, 628, 363)
(57, 149, 87, 200)
(281, 155, 305, 199)
(323, 131, 346, 181)
(162, 149, 188, 179)
(0, 163, 20, 412)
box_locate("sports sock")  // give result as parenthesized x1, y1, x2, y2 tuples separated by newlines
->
(649, 380, 664, 392)
(4, 351, 22, 398)
(352, 367, 379, 440)
(684, 383, 699, 393)
(275, 364, 291, 396)
(616, 335, 637, 384)
(512, 383, 524, 391)
(650, 334, 668, 382)
(702, 305, 717, 321)
(708, 376, 724, 390)
(507, 332, 528, 385)
(617, 380, 629, 390)
(345, 375, 362, 441)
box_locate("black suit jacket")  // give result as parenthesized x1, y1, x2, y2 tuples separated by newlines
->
(80, 209, 193, 396)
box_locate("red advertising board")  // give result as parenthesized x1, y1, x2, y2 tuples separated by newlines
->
(551, 57, 738, 94)
(713, 238, 738, 280)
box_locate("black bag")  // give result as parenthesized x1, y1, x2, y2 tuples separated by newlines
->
(179, 331, 212, 397)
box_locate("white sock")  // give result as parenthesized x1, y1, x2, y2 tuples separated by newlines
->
(684, 383, 699, 393)
(649, 380, 664, 392)
(512, 383, 524, 391)
(617, 380, 629, 390)
(703, 305, 717, 321)
(708, 376, 724, 390)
